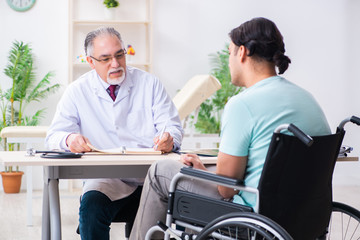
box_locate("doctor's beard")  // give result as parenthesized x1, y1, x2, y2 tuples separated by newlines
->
(107, 67, 126, 85)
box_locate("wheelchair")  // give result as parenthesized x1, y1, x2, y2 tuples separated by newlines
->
(146, 116, 360, 240)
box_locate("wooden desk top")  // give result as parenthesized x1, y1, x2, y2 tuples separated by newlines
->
(0, 151, 217, 167)
(1, 151, 357, 167)
(336, 156, 358, 162)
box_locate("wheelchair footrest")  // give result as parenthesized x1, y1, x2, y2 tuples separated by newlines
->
(172, 190, 253, 227)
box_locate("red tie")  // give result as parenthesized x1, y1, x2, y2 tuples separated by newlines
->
(108, 85, 117, 101)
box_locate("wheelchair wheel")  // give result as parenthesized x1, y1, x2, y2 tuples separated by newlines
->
(326, 201, 360, 240)
(196, 212, 293, 240)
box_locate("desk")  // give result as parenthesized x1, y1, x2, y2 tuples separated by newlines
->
(0, 151, 217, 240)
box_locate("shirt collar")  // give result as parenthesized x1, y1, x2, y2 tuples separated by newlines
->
(96, 73, 121, 90)
(90, 67, 134, 93)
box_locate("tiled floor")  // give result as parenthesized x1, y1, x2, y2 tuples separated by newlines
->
(0, 185, 359, 240)
(0, 189, 125, 240)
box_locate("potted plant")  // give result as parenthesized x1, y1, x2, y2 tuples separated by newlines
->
(103, 0, 119, 8)
(0, 40, 60, 193)
(103, 0, 119, 20)
(193, 44, 243, 134)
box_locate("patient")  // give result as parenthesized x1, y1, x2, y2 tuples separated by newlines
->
(129, 17, 331, 239)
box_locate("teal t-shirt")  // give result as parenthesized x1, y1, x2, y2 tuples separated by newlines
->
(219, 76, 331, 208)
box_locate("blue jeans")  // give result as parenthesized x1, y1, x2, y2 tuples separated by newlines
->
(79, 186, 142, 240)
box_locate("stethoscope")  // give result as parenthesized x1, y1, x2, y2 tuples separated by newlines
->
(40, 151, 84, 159)
(26, 149, 84, 159)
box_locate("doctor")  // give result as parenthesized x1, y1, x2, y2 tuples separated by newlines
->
(46, 27, 183, 240)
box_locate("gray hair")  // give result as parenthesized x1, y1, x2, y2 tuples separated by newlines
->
(84, 27, 124, 56)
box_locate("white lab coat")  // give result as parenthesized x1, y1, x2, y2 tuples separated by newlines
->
(46, 66, 183, 200)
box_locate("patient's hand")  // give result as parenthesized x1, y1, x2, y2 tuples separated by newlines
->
(180, 154, 207, 170)
(66, 133, 92, 153)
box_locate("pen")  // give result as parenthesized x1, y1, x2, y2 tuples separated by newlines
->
(155, 122, 167, 150)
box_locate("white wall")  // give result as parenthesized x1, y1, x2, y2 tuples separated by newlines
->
(1, 0, 359, 190)
(0, 0, 69, 190)
(0, 0, 69, 124)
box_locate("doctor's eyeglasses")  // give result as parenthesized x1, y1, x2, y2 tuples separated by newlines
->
(90, 49, 127, 64)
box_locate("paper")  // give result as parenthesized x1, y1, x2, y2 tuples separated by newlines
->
(87, 143, 162, 155)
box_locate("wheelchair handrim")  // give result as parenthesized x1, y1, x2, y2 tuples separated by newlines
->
(210, 217, 288, 240)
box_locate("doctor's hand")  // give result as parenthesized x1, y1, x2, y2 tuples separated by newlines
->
(66, 133, 92, 153)
(153, 132, 173, 153)
(180, 154, 207, 171)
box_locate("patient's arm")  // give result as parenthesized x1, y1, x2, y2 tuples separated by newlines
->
(216, 151, 247, 199)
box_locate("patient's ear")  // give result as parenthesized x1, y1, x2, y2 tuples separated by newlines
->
(238, 45, 247, 63)
(87, 56, 96, 69)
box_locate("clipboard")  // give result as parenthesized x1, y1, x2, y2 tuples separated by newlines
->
(176, 149, 218, 157)
(87, 143, 162, 155)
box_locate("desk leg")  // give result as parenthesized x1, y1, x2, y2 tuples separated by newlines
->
(26, 166, 33, 226)
(42, 181, 50, 240)
(49, 179, 61, 240)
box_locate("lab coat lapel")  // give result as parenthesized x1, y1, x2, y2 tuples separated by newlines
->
(90, 71, 113, 102)
(115, 74, 133, 103)
(89, 69, 133, 103)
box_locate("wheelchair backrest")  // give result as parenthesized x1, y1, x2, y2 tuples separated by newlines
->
(258, 130, 345, 239)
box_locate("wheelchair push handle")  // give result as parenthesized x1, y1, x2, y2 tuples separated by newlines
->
(289, 124, 314, 147)
(350, 116, 360, 125)
(338, 115, 360, 130)
(275, 124, 314, 147)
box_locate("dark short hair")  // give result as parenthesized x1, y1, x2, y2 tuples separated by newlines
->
(229, 17, 291, 74)
(84, 27, 123, 56)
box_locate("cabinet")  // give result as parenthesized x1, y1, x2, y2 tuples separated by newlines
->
(68, 0, 153, 82)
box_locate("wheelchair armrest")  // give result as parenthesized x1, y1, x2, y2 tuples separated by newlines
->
(180, 167, 244, 187)
(170, 167, 259, 213)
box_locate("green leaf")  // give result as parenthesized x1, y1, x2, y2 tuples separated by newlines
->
(26, 71, 60, 103)
(23, 109, 46, 126)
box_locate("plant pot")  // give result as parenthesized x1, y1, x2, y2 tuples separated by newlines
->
(0, 171, 24, 193)
(104, 7, 117, 20)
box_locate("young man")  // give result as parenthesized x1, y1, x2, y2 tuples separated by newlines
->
(45, 27, 183, 240)
(129, 17, 331, 240)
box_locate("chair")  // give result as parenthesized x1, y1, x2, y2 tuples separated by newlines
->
(146, 116, 360, 240)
